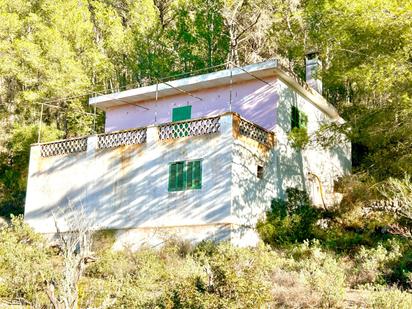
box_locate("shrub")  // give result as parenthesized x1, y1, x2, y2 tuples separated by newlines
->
(290, 241, 347, 308)
(159, 242, 278, 308)
(388, 244, 412, 288)
(257, 188, 320, 246)
(352, 240, 403, 286)
(0, 216, 53, 306)
(288, 127, 309, 149)
(368, 286, 412, 309)
(0, 123, 63, 217)
(91, 229, 117, 253)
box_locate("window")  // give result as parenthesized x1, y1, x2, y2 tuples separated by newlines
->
(172, 105, 192, 122)
(168, 160, 202, 191)
(257, 165, 264, 179)
(169, 161, 185, 191)
(291, 106, 308, 129)
(172, 106, 192, 137)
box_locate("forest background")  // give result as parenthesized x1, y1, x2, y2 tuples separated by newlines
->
(0, 0, 411, 216)
(0, 1, 412, 307)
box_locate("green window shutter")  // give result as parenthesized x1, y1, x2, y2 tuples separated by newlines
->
(172, 106, 192, 138)
(299, 111, 308, 129)
(291, 106, 299, 129)
(169, 160, 201, 192)
(168, 163, 177, 191)
(186, 161, 193, 189)
(169, 162, 185, 191)
(176, 162, 185, 190)
(192, 160, 202, 189)
(172, 106, 192, 122)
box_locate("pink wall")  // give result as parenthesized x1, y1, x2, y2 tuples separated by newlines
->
(105, 77, 279, 132)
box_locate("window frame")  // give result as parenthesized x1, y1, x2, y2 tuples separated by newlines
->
(168, 159, 202, 192)
(172, 105, 192, 122)
(257, 165, 264, 179)
(291, 105, 308, 130)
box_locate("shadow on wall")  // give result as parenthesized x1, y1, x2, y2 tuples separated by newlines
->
(276, 82, 351, 205)
(232, 142, 277, 229)
(232, 82, 279, 131)
(276, 86, 307, 197)
(26, 131, 233, 234)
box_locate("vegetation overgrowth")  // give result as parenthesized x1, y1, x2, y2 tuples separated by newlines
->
(0, 216, 411, 308)
(0, 0, 411, 307)
(1, 0, 411, 216)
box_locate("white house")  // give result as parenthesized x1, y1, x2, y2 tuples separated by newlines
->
(24, 58, 351, 248)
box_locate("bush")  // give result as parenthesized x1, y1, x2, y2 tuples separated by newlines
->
(288, 127, 309, 149)
(351, 240, 403, 287)
(368, 286, 412, 309)
(158, 242, 278, 308)
(257, 188, 320, 246)
(289, 241, 347, 308)
(0, 123, 63, 217)
(0, 216, 53, 306)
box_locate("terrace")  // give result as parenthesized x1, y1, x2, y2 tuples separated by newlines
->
(25, 112, 276, 235)
(36, 112, 275, 158)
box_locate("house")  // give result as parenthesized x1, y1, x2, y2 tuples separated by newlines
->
(24, 58, 351, 248)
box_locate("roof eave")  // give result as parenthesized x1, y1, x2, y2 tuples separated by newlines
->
(89, 60, 279, 110)
(274, 68, 342, 122)
(89, 59, 343, 123)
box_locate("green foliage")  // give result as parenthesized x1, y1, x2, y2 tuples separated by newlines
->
(82, 240, 277, 308)
(0, 0, 411, 305)
(0, 123, 62, 216)
(257, 188, 320, 245)
(0, 0, 411, 219)
(91, 229, 117, 253)
(305, 0, 412, 180)
(368, 286, 412, 309)
(291, 241, 346, 308)
(0, 219, 410, 308)
(379, 175, 412, 232)
(0, 215, 52, 306)
(257, 182, 412, 289)
(352, 240, 404, 286)
(288, 127, 309, 149)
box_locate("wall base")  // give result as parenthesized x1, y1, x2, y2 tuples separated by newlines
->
(42, 223, 261, 251)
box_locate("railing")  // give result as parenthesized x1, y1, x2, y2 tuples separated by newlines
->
(98, 128, 147, 149)
(37, 113, 274, 157)
(158, 116, 220, 140)
(40, 137, 88, 157)
(238, 118, 273, 147)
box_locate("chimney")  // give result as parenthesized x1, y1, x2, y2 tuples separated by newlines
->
(305, 52, 322, 94)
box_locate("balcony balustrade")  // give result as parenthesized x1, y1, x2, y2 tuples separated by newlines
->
(38, 113, 275, 157)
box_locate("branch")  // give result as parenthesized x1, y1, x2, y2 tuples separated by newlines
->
(45, 281, 60, 309)
(235, 12, 262, 42)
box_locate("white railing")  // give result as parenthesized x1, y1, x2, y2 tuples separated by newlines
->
(158, 116, 221, 140)
(37, 113, 274, 157)
(40, 137, 88, 157)
(97, 128, 147, 149)
(238, 118, 273, 147)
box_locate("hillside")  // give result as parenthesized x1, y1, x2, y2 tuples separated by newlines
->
(0, 0, 411, 307)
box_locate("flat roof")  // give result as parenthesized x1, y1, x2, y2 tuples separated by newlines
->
(89, 60, 342, 121)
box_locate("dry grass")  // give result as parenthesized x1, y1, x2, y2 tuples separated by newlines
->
(270, 268, 321, 308)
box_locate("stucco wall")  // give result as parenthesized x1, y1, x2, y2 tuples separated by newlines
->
(25, 73, 352, 247)
(275, 80, 351, 205)
(25, 115, 235, 235)
(230, 136, 279, 246)
(105, 77, 278, 132)
(228, 80, 352, 247)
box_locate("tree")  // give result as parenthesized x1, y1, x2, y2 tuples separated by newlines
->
(47, 204, 96, 309)
(303, 0, 412, 179)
